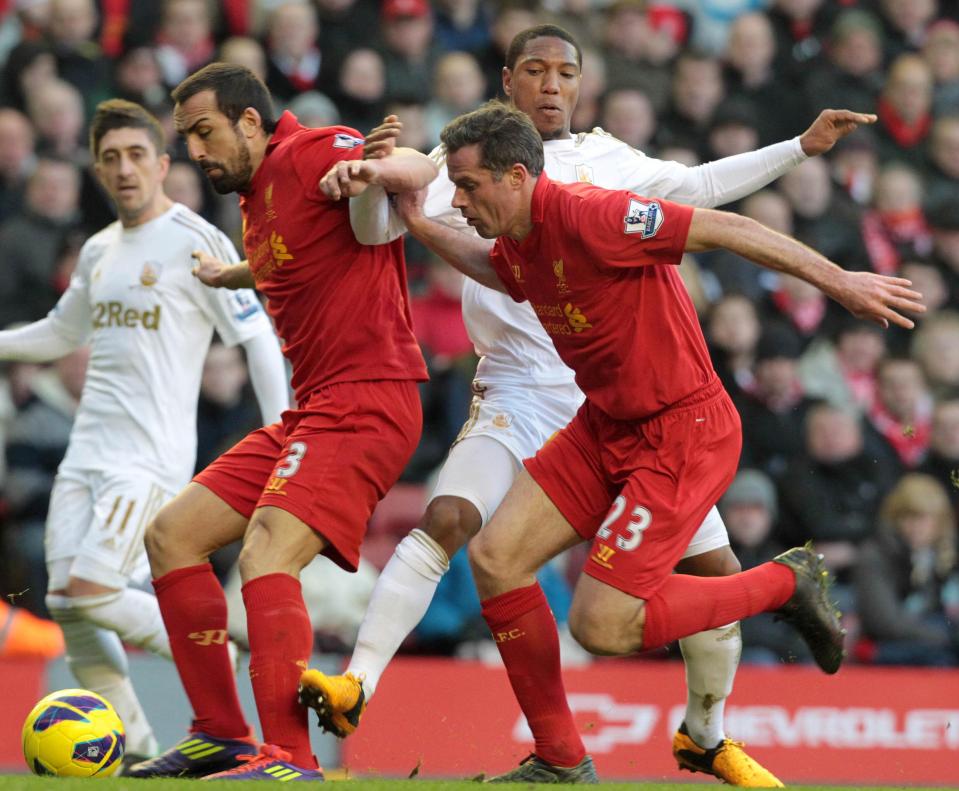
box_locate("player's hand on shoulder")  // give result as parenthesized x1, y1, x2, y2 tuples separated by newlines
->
(835, 270, 925, 330)
(799, 109, 877, 156)
(191, 250, 227, 287)
(320, 159, 377, 200)
(363, 115, 401, 160)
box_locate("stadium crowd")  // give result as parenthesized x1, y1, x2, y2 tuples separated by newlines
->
(0, 0, 957, 669)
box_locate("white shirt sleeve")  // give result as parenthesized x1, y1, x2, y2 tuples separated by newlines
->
(195, 229, 273, 346)
(240, 330, 290, 424)
(0, 317, 78, 361)
(621, 137, 808, 208)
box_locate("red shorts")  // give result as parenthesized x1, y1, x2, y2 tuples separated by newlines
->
(194, 379, 422, 571)
(525, 378, 741, 600)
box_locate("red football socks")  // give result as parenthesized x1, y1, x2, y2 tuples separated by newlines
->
(642, 561, 796, 650)
(153, 563, 249, 739)
(481, 583, 586, 768)
(242, 573, 317, 769)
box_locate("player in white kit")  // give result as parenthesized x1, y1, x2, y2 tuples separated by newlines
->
(301, 25, 875, 786)
(0, 100, 289, 766)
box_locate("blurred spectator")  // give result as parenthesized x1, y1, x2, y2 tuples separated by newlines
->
(875, 54, 934, 169)
(599, 87, 655, 152)
(46, 0, 111, 117)
(315, 0, 382, 91)
(434, 0, 490, 55)
(735, 321, 816, 477)
(570, 47, 605, 132)
(602, 0, 673, 111)
(830, 127, 880, 206)
(779, 156, 868, 271)
(799, 318, 885, 415)
(26, 77, 85, 160)
(475, 2, 537, 100)
(911, 311, 959, 402)
(854, 473, 959, 666)
(380, 0, 441, 104)
(877, 0, 939, 60)
(705, 99, 760, 159)
(922, 20, 959, 117)
(925, 115, 959, 217)
(861, 164, 933, 276)
(719, 469, 812, 665)
(154, 0, 215, 89)
(165, 159, 205, 214)
(218, 36, 268, 83)
(0, 108, 36, 223)
(767, 0, 831, 86)
(706, 293, 761, 398)
(778, 402, 897, 582)
(802, 10, 884, 119)
(385, 98, 430, 152)
(334, 47, 387, 134)
(0, 40, 58, 113)
(195, 341, 260, 473)
(867, 356, 933, 470)
(723, 11, 799, 145)
(424, 51, 485, 146)
(919, 399, 959, 508)
(112, 46, 167, 113)
(0, 156, 80, 325)
(288, 91, 341, 128)
(264, 1, 322, 104)
(3, 348, 88, 613)
(764, 274, 830, 346)
(657, 51, 724, 152)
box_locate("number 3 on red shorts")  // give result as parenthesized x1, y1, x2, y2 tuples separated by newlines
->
(275, 441, 307, 478)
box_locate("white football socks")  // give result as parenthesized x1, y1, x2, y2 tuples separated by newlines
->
(71, 588, 171, 660)
(679, 622, 741, 748)
(347, 529, 449, 698)
(46, 594, 159, 757)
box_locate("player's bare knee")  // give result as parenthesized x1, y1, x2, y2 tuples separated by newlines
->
(569, 597, 643, 656)
(676, 546, 741, 577)
(421, 497, 480, 559)
(466, 530, 510, 587)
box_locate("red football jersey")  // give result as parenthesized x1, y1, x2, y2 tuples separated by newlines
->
(240, 112, 427, 403)
(489, 174, 716, 420)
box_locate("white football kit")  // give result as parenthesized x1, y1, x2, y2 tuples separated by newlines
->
(366, 130, 807, 554)
(24, 203, 274, 589)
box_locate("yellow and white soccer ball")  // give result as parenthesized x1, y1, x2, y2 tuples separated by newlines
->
(22, 688, 125, 777)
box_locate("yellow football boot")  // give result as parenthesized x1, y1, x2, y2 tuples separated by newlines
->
(298, 669, 366, 738)
(673, 723, 784, 787)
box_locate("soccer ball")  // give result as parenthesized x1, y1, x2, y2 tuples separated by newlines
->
(22, 688, 125, 777)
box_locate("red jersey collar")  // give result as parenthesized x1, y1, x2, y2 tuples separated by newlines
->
(267, 110, 300, 153)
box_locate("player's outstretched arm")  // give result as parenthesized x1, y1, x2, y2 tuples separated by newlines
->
(649, 109, 875, 208)
(0, 318, 79, 362)
(321, 148, 438, 201)
(241, 331, 290, 425)
(685, 209, 925, 329)
(395, 188, 506, 293)
(192, 250, 255, 289)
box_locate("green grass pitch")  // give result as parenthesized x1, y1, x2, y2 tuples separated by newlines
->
(1, 778, 957, 790)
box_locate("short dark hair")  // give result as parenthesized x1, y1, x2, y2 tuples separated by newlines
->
(505, 24, 582, 72)
(171, 62, 277, 134)
(89, 99, 166, 158)
(440, 100, 544, 178)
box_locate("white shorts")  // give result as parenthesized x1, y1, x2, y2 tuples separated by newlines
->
(433, 379, 730, 557)
(45, 469, 175, 590)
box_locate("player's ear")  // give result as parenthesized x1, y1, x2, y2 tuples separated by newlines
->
(240, 106, 262, 139)
(508, 163, 528, 187)
(157, 152, 171, 181)
(502, 66, 512, 97)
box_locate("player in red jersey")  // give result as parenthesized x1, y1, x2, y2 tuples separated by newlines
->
(393, 102, 924, 782)
(125, 64, 437, 781)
